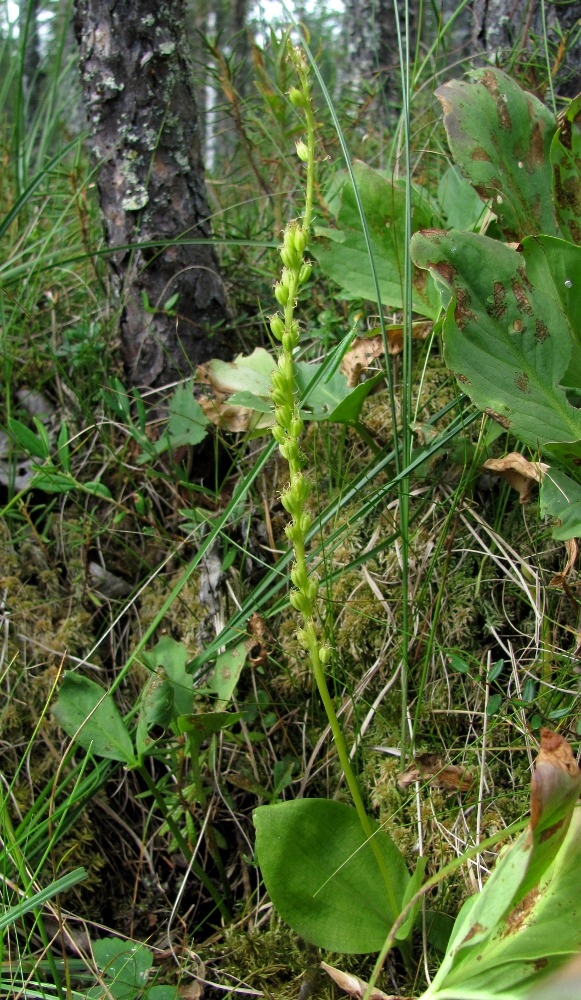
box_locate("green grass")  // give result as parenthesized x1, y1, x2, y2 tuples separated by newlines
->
(0, 2, 579, 998)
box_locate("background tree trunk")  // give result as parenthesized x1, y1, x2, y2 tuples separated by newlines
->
(471, 0, 581, 96)
(74, 0, 232, 390)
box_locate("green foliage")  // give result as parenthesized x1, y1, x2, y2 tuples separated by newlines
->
(53, 673, 137, 765)
(410, 231, 581, 463)
(313, 161, 441, 317)
(410, 72, 581, 539)
(253, 799, 410, 954)
(88, 938, 177, 1000)
(435, 69, 558, 239)
(419, 736, 581, 1000)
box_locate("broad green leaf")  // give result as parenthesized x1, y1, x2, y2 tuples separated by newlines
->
(177, 711, 241, 752)
(138, 381, 208, 462)
(136, 671, 175, 759)
(424, 810, 581, 999)
(88, 938, 151, 1000)
(8, 417, 49, 458)
(31, 467, 76, 493)
(436, 68, 558, 238)
(438, 165, 489, 231)
(313, 161, 440, 317)
(199, 348, 273, 397)
(83, 480, 113, 499)
(253, 798, 409, 954)
(205, 639, 247, 704)
(410, 229, 581, 464)
(520, 236, 581, 389)
(53, 673, 136, 765)
(423, 731, 581, 1000)
(551, 94, 581, 244)
(142, 636, 193, 717)
(539, 467, 581, 540)
(296, 363, 383, 423)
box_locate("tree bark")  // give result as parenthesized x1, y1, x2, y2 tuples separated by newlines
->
(471, 0, 581, 96)
(74, 0, 232, 390)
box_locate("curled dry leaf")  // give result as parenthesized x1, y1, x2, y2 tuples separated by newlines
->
(530, 728, 581, 832)
(340, 324, 431, 386)
(245, 612, 273, 667)
(549, 536, 578, 589)
(196, 349, 274, 432)
(320, 961, 402, 1000)
(482, 452, 548, 504)
(397, 752, 473, 792)
(340, 334, 385, 387)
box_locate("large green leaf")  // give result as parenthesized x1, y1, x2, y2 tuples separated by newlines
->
(436, 68, 558, 239)
(142, 636, 193, 717)
(422, 730, 581, 1000)
(253, 798, 409, 954)
(313, 161, 440, 318)
(522, 236, 581, 389)
(539, 467, 581, 540)
(53, 673, 136, 765)
(551, 94, 581, 245)
(410, 229, 581, 464)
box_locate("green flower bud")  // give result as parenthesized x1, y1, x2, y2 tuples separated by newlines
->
(290, 416, 304, 438)
(296, 628, 310, 648)
(290, 564, 308, 589)
(285, 522, 299, 543)
(282, 330, 297, 352)
(298, 263, 312, 284)
(274, 282, 288, 306)
(275, 405, 293, 428)
(280, 246, 298, 269)
(299, 512, 312, 533)
(271, 369, 288, 391)
(270, 314, 285, 340)
(289, 590, 310, 615)
(295, 140, 309, 162)
(319, 645, 331, 666)
(294, 228, 308, 254)
(291, 474, 310, 503)
(280, 490, 296, 514)
(272, 425, 286, 444)
(288, 87, 306, 108)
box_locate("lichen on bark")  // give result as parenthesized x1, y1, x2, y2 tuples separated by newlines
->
(74, 0, 232, 389)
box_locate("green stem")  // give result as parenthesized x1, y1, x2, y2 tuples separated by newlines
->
(270, 44, 401, 927)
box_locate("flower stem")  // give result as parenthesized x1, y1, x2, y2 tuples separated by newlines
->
(270, 44, 400, 924)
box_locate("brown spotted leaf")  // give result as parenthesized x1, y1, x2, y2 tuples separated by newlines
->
(410, 230, 581, 465)
(436, 68, 558, 239)
(419, 731, 581, 1000)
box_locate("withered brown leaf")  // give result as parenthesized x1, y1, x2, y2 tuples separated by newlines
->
(397, 753, 473, 793)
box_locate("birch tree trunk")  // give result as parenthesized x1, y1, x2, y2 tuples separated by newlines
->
(74, 0, 232, 390)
